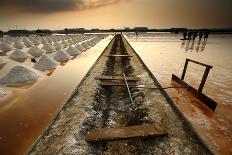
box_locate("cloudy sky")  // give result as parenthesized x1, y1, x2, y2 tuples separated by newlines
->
(0, 0, 232, 31)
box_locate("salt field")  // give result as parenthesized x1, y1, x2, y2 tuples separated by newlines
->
(0, 34, 111, 154)
(0, 32, 231, 154)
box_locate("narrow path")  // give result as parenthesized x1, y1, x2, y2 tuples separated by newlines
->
(28, 35, 212, 155)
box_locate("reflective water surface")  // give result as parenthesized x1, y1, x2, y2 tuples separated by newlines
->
(0, 36, 112, 155)
(127, 33, 232, 154)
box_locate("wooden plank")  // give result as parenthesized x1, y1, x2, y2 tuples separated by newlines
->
(187, 58, 213, 68)
(106, 54, 132, 57)
(96, 75, 140, 81)
(86, 124, 168, 143)
(172, 74, 217, 111)
(100, 81, 137, 86)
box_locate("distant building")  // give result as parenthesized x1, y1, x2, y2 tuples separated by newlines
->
(170, 28, 187, 34)
(91, 28, 100, 31)
(7, 29, 33, 36)
(133, 27, 149, 32)
(63, 28, 86, 33)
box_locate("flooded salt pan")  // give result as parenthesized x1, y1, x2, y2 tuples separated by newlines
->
(0, 34, 112, 155)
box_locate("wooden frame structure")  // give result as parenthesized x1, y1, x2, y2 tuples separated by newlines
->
(172, 58, 217, 111)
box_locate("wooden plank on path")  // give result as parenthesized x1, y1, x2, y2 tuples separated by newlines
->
(100, 81, 137, 86)
(96, 75, 140, 81)
(106, 54, 132, 57)
(86, 124, 168, 143)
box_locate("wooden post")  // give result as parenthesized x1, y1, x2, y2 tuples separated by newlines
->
(181, 59, 189, 80)
(198, 67, 211, 92)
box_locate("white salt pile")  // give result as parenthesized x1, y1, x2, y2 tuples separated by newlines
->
(27, 46, 44, 58)
(41, 38, 48, 44)
(24, 39, 34, 47)
(0, 42, 13, 52)
(75, 44, 85, 52)
(53, 50, 70, 62)
(0, 58, 8, 68)
(0, 87, 8, 98)
(30, 38, 40, 46)
(9, 50, 28, 62)
(53, 42, 62, 50)
(66, 47, 80, 56)
(42, 43, 56, 53)
(2, 39, 12, 45)
(81, 42, 90, 50)
(33, 55, 57, 71)
(0, 65, 39, 85)
(13, 41, 24, 49)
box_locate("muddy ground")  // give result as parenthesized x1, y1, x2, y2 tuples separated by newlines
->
(28, 35, 212, 154)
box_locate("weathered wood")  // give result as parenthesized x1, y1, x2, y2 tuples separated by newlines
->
(86, 124, 168, 143)
(198, 67, 211, 92)
(100, 81, 136, 86)
(96, 75, 140, 81)
(187, 58, 213, 68)
(106, 54, 132, 57)
(181, 59, 189, 80)
(172, 74, 217, 111)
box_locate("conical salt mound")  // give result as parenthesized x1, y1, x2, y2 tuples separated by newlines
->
(33, 55, 57, 71)
(53, 42, 62, 50)
(42, 43, 56, 53)
(24, 39, 34, 47)
(0, 65, 39, 85)
(66, 47, 80, 56)
(13, 41, 24, 49)
(81, 42, 90, 49)
(75, 44, 85, 52)
(0, 58, 8, 68)
(27, 46, 44, 58)
(53, 50, 70, 62)
(0, 42, 13, 52)
(9, 50, 28, 62)
(31, 39, 40, 46)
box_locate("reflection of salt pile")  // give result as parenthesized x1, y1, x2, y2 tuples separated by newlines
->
(42, 43, 56, 53)
(33, 55, 57, 71)
(0, 58, 8, 67)
(0, 65, 39, 85)
(9, 50, 28, 62)
(0, 42, 13, 52)
(13, 41, 24, 49)
(53, 50, 70, 62)
(66, 47, 80, 56)
(27, 46, 44, 58)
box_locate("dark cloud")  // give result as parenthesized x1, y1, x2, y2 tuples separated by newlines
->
(0, 0, 127, 13)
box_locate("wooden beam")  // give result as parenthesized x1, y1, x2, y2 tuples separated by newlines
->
(86, 124, 168, 143)
(171, 74, 217, 111)
(106, 54, 132, 57)
(100, 81, 136, 86)
(96, 75, 140, 81)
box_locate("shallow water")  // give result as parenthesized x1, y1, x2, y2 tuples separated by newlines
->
(127, 33, 232, 103)
(0, 36, 112, 154)
(126, 33, 232, 154)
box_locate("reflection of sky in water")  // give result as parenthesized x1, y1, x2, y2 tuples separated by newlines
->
(127, 33, 232, 105)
